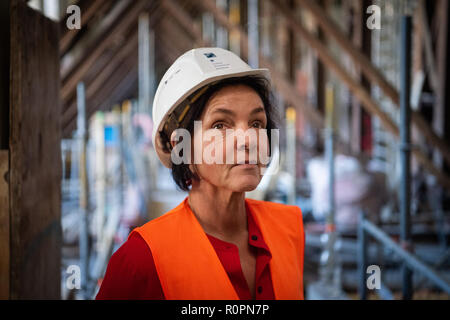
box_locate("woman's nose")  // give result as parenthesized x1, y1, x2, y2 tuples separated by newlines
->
(234, 126, 257, 152)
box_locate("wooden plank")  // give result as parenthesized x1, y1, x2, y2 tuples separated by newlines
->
(61, 0, 149, 103)
(296, 0, 450, 169)
(62, 31, 139, 130)
(350, 0, 363, 154)
(96, 66, 138, 113)
(417, 0, 439, 93)
(0, 150, 9, 299)
(161, 0, 204, 47)
(60, 0, 133, 82)
(297, 0, 398, 102)
(62, 5, 164, 136)
(0, 1, 10, 299)
(350, 0, 372, 154)
(63, 51, 138, 137)
(0, 0, 10, 150)
(9, 1, 62, 299)
(159, 18, 196, 50)
(61, 0, 160, 131)
(62, 29, 178, 138)
(59, 0, 108, 55)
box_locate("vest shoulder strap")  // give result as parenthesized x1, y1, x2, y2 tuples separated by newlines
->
(132, 200, 238, 300)
(245, 199, 304, 299)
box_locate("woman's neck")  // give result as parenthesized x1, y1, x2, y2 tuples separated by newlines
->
(188, 182, 247, 240)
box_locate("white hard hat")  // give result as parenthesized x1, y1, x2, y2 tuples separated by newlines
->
(152, 47, 270, 168)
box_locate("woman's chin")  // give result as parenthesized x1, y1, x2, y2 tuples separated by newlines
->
(228, 176, 261, 192)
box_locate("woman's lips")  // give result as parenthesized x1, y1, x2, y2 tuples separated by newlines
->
(232, 163, 258, 169)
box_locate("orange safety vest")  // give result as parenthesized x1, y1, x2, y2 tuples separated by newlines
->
(131, 197, 305, 300)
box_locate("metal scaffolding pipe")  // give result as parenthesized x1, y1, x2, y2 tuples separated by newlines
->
(400, 15, 413, 300)
(362, 219, 450, 295)
(247, 0, 259, 68)
(76, 82, 89, 298)
(138, 13, 151, 114)
(358, 211, 368, 300)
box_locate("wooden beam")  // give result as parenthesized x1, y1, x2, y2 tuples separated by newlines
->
(62, 4, 163, 122)
(296, 0, 450, 169)
(0, 150, 9, 299)
(201, 0, 450, 189)
(90, 54, 137, 110)
(63, 47, 138, 138)
(62, 31, 139, 130)
(286, 0, 296, 82)
(59, 0, 108, 55)
(62, 4, 164, 135)
(350, 0, 372, 154)
(10, 1, 62, 298)
(158, 18, 196, 51)
(60, 0, 133, 81)
(297, 0, 397, 102)
(96, 66, 138, 113)
(153, 34, 182, 66)
(155, 27, 189, 64)
(417, 0, 439, 93)
(0, 0, 9, 150)
(61, 0, 149, 104)
(160, 0, 205, 47)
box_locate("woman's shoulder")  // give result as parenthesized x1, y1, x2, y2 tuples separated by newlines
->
(101, 232, 156, 280)
(95, 232, 164, 299)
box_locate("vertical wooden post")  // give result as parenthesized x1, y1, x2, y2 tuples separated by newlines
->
(0, 0, 10, 299)
(9, 0, 61, 299)
(0, 0, 9, 150)
(0, 151, 9, 299)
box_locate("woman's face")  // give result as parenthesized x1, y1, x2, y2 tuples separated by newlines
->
(191, 84, 269, 192)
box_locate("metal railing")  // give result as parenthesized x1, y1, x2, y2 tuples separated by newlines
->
(358, 211, 450, 299)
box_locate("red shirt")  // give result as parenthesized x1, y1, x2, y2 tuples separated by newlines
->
(96, 207, 275, 300)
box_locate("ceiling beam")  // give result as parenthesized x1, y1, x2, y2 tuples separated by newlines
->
(60, 0, 133, 81)
(62, 31, 139, 130)
(60, 0, 150, 104)
(59, 0, 108, 55)
(63, 55, 138, 138)
(160, 0, 204, 47)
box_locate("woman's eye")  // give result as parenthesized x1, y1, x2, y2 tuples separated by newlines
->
(212, 123, 225, 129)
(251, 121, 263, 128)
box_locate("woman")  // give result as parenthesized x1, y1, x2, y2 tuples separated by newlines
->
(96, 48, 304, 300)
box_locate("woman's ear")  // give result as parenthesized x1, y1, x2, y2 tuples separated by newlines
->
(170, 130, 178, 149)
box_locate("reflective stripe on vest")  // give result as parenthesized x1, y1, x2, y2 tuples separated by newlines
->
(132, 197, 304, 300)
